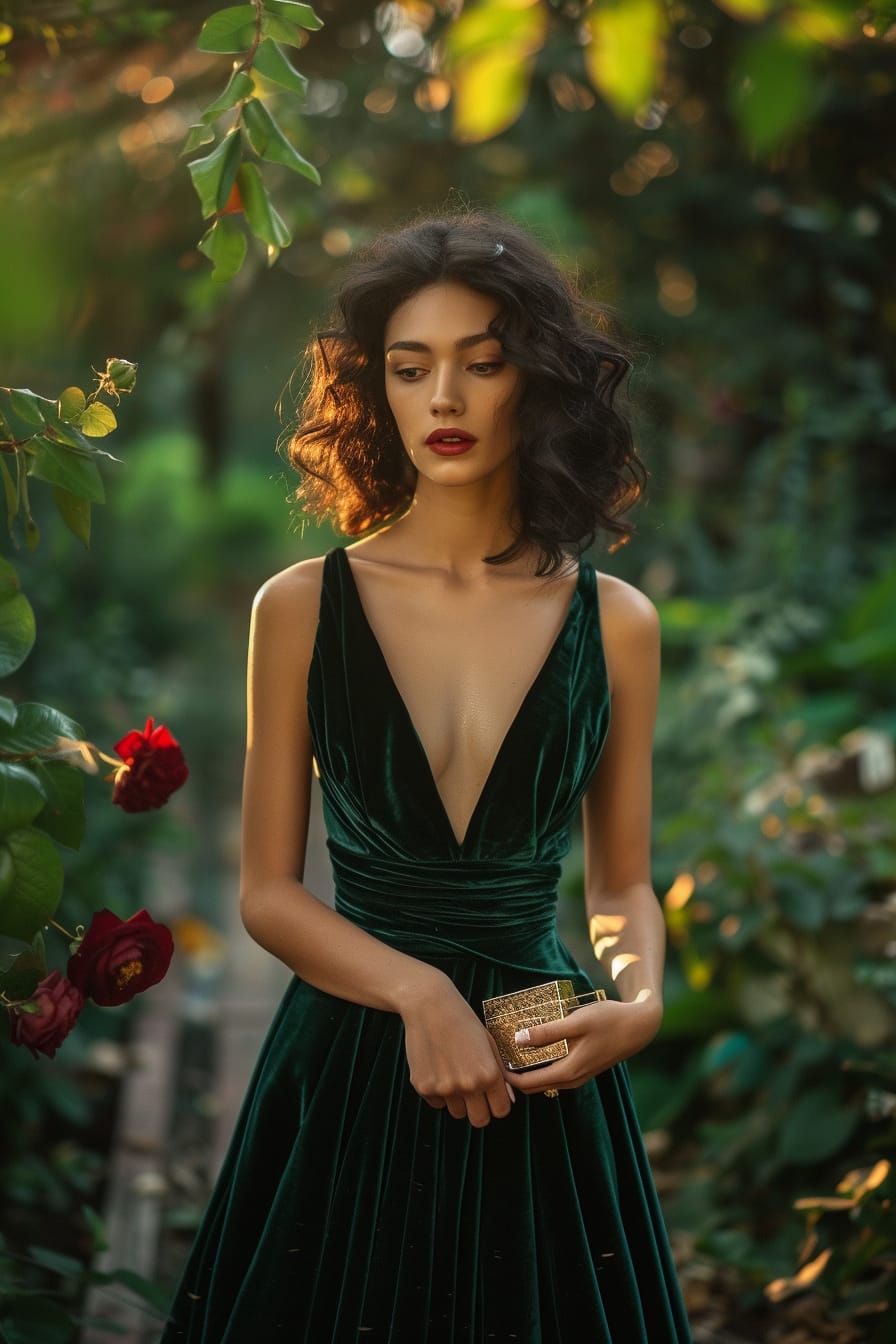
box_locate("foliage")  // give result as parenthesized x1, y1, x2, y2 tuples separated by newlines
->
(0, 360, 184, 1056)
(625, 546, 896, 1336)
(0, 359, 135, 550)
(0, 361, 188, 1338)
(0, 1210, 167, 1344)
(186, 0, 322, 277)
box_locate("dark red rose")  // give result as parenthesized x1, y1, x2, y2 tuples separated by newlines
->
(111, 717, 188, 812)
(67, 908, 174, 1007)
(9, 970, 84, 1059)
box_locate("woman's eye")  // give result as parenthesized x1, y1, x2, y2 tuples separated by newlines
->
(470, 362, 504, 375)
(394, 367, 426, 381)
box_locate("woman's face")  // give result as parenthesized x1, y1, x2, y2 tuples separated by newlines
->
(383, 281, 522, 491)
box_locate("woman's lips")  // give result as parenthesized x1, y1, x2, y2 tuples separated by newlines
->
(425, 429, 477, 456)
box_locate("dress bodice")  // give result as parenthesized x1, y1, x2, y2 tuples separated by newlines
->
(307, 546, 611, 973)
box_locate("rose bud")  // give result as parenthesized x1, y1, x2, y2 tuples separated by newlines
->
(110, 717, 188, 813)
(67, 908, 174, 1007)
(102, 358, 137, 396)
(9, 970, 85, 1060)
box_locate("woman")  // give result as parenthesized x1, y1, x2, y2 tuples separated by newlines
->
(161, 211, 691, 1342)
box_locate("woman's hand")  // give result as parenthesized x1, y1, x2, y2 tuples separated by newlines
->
(502, 996, 662, 1097)
(401, 975, 516, 1127)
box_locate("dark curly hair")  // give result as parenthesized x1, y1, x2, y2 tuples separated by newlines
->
(285, 209, 645, 576)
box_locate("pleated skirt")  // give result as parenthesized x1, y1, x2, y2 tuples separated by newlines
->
(160, 965, 692, 1343)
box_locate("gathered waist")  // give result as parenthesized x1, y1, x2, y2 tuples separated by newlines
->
(328, 840, 576, 976)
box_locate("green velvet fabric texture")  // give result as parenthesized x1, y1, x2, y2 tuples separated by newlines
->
(161, 547, 692, 1343)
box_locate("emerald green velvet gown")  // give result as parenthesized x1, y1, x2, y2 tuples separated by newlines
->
(161, 547, 691, 1343)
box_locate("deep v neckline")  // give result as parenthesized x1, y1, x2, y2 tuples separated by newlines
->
(338, 548, 583, 852)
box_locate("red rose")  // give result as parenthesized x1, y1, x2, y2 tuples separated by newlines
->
(9, 970, 84, 1059)
(67, 908, 174, 1007)
(110, 717, 188, 812)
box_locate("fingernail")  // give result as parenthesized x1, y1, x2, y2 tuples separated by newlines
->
(506, 1082, 516, 1103)
(514, 1028, 530, 1044)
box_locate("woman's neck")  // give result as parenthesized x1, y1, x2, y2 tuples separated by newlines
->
(387, 476, 527, 577)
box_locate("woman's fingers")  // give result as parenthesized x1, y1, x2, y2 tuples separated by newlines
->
(428, 1076, 514, 1126)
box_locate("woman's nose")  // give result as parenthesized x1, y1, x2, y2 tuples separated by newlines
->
(430, 370, 463, 416)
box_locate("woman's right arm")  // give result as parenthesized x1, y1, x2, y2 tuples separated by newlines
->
(238, 560, 512, 1125)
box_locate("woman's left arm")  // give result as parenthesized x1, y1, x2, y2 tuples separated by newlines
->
(506, 574, 666, 1093)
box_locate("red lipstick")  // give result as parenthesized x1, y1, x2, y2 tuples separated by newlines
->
(425, 428, 477, 456)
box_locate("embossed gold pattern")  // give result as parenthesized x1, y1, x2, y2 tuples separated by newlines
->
(482, 979, 607, 1070)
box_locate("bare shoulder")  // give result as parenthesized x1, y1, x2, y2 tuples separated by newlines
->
(253, 554, 326, 622)
(249, 555, 328, 662)
(595, 572, 659, 636)
(594, 572, 660, 690)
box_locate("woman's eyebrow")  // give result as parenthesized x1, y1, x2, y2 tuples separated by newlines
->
(385, 331, 498, 355)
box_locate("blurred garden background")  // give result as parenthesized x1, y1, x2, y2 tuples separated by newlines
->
(1, 1, 895, 1341)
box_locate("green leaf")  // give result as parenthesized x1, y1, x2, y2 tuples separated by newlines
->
(188, 130, 243, 218)
(37, 417, 97, 454)
(785, 1, 858, 44)
(28, 1241, 85, 1274)
(0, 387, 52, 429)
(196, 4, 257, 53)
(0, 762, 46, 833)
(0, 826, 64, 941)
(29, 440, 105, 503)
(0, 940, 47, 1002)
(776, 1088, 860, 1165)
(200, 68, 256, 123)
(0, 697, 16, 725)
(0, 702, 84, 755)
(259, 12, 309, 46)
(34, 761, 85, 851)
(714, 0, 773, 17)
(82, 1205, 109, 1255)
(0, 456, 18, 533)
(0, 560, 36, 677)
(583, 0, 666, 117)
(52, 486, 91, 547)
(57, 386, 86, 421)
(27, 1244, 86, 1277)
(182, 122, 216, 156)
(236, 162, 292, 258)
(78, 401, 117, 437)
(0, 601, 35, 677)
(732, 28, 816, 153)
(445, 0, 547, 143)
(0, 554, 23, 604)
(105, 1267, 173, 1313)
(262, 1, 323, 30)
(242, 98, 320, 182)
(198, 217, 248, 280)
(253, 37, 308, 95)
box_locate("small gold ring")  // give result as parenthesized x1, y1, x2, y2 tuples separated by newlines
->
(543, 1087, 559, 1098)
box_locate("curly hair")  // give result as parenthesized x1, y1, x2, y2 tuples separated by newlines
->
(285, 209, 645, 575)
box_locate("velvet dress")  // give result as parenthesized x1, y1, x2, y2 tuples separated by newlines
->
(161, 546, 692, 1343)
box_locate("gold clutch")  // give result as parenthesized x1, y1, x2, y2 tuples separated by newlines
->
(482, 979, 607, 1071)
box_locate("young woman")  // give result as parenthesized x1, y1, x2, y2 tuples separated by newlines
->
(161, 211, 691, 1342)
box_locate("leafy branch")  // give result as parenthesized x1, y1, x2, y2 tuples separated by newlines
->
(0, 359, 137, 551)
(184, 0, 323, 280)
